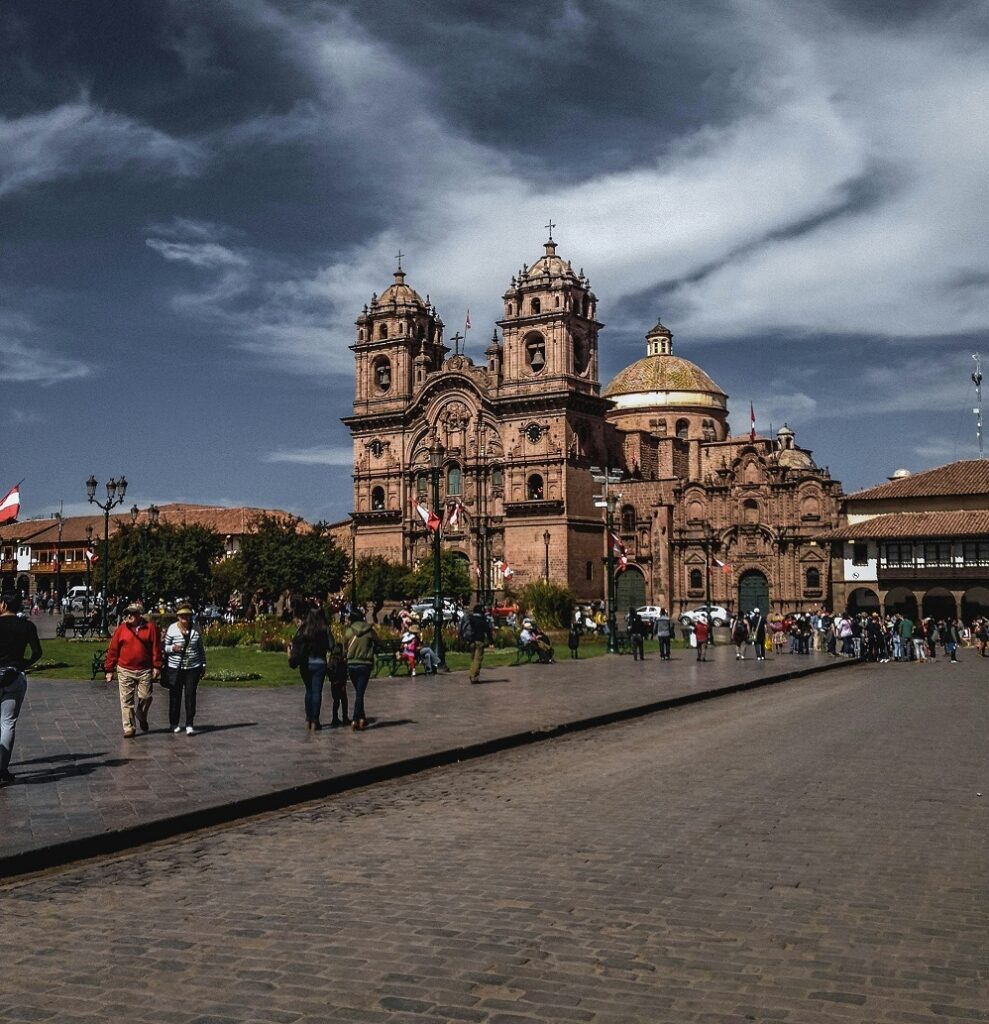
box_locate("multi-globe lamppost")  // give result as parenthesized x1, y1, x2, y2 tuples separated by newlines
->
(429, 438, 446, 668)
(84, 524, 93, 620)
(130, 503, 159, 607)
(86, 475, 127, 634)
(590, 465, 624, 654)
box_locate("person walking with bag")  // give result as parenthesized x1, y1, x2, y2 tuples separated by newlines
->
(345, 607, 376, 731)
(289, 605, 338, 730)
(464, 604, 494, 684)
(104, 602, 162, 738)
(0, 592, 42, 786)
(163, 604, 206, 735)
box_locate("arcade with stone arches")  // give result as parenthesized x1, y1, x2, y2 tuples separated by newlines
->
(844, 584, 989, 622)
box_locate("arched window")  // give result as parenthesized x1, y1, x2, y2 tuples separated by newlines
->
(447, 465, 462, 496)
(531, 297, 541, 314)
(358, 329, 364, 341)
(371, 487, 385, 511)
(689, 568, 703, 589)
(805, 567, 821, 590)
(525, 333, 546, 373)
(743, 498, 759, 525)
(621, 504, 636, 533)
(676, 418, 689, 439)
(373, 357, 391, 392)
(527, 474, 544, 500)
(378, 323, 388, 339)
(507, 303, 513, 315)
(491, 468, 503, 490)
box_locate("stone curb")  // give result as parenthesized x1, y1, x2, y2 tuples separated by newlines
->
(0, 657, 859, 881)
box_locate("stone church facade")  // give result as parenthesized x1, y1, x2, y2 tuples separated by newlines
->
(343, 236, 843, 616)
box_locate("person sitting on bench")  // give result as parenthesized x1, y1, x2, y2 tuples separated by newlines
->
(520, 619, 555, 663)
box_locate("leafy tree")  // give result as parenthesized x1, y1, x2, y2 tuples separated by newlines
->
(403, 549, 472, 605)
(235, 514, 348, 599)
(107, 523, 224, 606)
(354, 555, 407, 620)
(516, 581, 575, 629)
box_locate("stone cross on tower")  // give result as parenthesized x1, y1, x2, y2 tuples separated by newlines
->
(544, 219, 555, 241)
(395, 250, 405, 272)
(450, 331, 464, 356)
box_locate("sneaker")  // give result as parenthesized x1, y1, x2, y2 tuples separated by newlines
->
(185, 725, 196, 735)
(172, 726, 182, 733)
(123, 729, 136, 738)
(411, 669, 416, 677)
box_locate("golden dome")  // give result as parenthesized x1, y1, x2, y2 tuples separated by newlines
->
(604, 354, 726, 400)
(777, 448, 815, 469)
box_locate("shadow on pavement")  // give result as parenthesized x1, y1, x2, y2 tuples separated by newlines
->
(13, 758, 132, 784)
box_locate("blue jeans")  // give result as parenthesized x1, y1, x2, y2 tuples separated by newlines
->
(348, 663, 372, 723)
(305, 657, 326, 722)
(1, 673, 27, 774)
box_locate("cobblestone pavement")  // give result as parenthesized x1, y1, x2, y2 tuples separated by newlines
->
(1, 644, 843, 870)
(2, 660, 986, 1023)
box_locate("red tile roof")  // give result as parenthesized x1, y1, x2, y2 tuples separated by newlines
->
(824, 509, 989, 540)
(848, 460, 989, 501)
(0, 505, 305, 545)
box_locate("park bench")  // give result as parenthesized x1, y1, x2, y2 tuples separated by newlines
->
(515, 634, 555, 665)
(613, 630, 632, 655)
(91, 648, 106, 680)
(56, 618, 101, 639)
(373, 639, 403, 677)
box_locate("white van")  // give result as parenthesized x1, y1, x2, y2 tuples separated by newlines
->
(66, 586, 94, 610)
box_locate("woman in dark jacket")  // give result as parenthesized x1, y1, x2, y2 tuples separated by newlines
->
(290, 607, 339, 731)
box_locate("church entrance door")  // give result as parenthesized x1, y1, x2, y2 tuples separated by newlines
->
(616, 565, 646, 612)
(737, 570, 769, 615)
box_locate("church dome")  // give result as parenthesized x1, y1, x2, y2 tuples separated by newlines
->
(776, 448, 815, 469)
(518, 239, 582, 286)
(604, 321, 727, 411)
(375, 269, 427, 309)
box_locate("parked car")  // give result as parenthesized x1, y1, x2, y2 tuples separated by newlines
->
(634, 605, 666, 623)
(678, 604, 729, 627)
(411, 598, 461, 623)
(65, 586, 95, 611)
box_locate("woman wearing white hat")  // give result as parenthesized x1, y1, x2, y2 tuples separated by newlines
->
(164, 605, 206, 734)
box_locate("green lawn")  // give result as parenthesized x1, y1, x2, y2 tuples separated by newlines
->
(32, 634, 689, 686)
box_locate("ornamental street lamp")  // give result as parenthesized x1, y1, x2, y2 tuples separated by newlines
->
(130, 503, 159, 606)
(702, 522, 716, 646)
(478, 522, 489, 609)
(429, 438, 446, 668)
(590, 465, 624, 654)
(53, 510, 64, 603)
(84, 524, 93, 619)
(543, 529, 551, 583)
(86, 474, 127, 634)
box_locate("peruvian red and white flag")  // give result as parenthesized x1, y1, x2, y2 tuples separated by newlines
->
(410, 494, 441, 532)
(495, 558, 514, 580)
(749, 401, 756, 442)
(50, 556, 59, 572)
(608, 530, 629, 574)
(464, 309, 472, 332)
(0, 484, 21, 524)
(85, 548, 99, 565)
(447, 499, 467, 529)
(711, 557, 732, 574)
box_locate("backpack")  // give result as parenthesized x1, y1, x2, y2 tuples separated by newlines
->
(458, 614, 474, 643)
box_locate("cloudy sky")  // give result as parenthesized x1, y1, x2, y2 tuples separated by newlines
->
(3, 0, 987, 523)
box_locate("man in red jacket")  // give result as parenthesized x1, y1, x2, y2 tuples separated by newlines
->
(104, 602, 162, 737)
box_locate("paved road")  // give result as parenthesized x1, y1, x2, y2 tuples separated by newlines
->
(1, 644, 839, 869)
(2, 660, 986, 1023)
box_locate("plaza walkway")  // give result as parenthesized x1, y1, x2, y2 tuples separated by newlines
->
(1, 644, 853, 876)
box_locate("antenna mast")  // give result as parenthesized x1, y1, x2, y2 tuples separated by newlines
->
(973, 354, 984, 458)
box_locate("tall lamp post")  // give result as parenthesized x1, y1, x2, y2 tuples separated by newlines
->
(53, 511, 64, 604)
(130, 503, 159, 606)
(702, 522, 716, 646)
(591, 464, 624, 655)
(84, 524, 93, 619)
(86, 475, 127, 634)
(429, 439, 446, 668)
(605, 493, 619, 653)
(543, 530, 551, 583)
(478, 522, 488, 608)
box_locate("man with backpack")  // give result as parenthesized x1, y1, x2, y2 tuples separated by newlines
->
(461, 604, 494, 684)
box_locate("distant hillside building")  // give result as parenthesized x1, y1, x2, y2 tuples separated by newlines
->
(826, 460, 989, 621)
(343, 235, 843, 616)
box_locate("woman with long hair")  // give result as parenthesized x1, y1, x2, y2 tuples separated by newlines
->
(290, 605, 338, 731)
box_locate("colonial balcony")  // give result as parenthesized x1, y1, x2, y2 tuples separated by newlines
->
(351, 508, 403, 526)
(503, 499, 565, 518)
